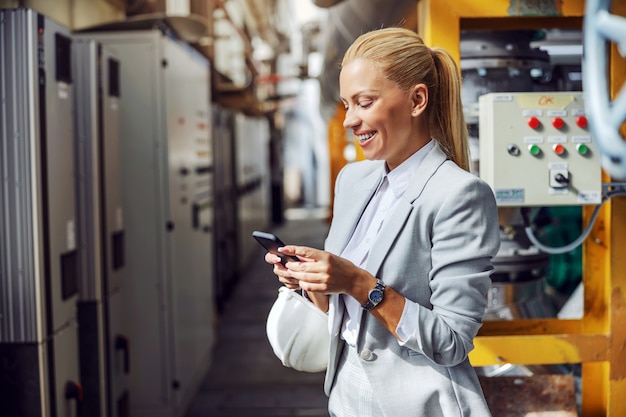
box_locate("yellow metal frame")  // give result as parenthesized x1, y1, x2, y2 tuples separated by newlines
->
(417, 1, 626, 415)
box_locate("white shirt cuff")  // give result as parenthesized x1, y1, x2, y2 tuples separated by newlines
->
(396, 300, 419, 345)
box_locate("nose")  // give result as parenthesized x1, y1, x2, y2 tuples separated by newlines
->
(343, 107, 360, 129)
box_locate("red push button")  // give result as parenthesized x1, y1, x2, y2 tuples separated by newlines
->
(576, 115, 588, 128)
(527, 116, 541, 129)
(553, 143, 566, 156)
(552, 117, 564, 129)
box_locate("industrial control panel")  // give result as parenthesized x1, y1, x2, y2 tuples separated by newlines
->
(479, 92, 602, 206)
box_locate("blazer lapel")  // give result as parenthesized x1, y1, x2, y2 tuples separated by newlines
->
(365, 199, 413, 276)
(365, 143, 448, 276)
(326, 165, 383, 255)
(403, 142, 448, 204)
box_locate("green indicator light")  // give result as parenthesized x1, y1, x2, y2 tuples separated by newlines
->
(528, 144, 541, 156)
(577, 143, 589, 155)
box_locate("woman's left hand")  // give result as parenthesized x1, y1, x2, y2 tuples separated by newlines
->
(264, 252, 301, 289)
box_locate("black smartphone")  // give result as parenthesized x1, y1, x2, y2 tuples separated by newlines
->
(252, 231, 299, 266)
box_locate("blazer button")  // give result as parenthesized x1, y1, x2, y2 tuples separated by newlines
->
(360, 349, 374, 361)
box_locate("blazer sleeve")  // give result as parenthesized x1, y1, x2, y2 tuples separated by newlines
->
(397, 170, 500, 366)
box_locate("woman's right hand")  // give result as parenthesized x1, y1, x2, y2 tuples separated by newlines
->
(264, 252, 301, 290)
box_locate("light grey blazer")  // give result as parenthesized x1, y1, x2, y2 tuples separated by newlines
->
(323, 142, 500, 417)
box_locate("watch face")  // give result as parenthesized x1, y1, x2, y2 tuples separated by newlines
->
(370, 289, 383, 304)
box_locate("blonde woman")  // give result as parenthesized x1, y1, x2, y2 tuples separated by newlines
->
(266, 27, 499, 417)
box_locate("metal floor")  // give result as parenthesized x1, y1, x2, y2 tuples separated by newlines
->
(184, 210, 332, 417)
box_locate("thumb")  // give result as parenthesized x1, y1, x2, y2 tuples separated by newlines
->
(279, 245, 320, 261)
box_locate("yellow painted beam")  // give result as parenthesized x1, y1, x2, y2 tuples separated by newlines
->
(582, 4, 626, 415)
(583, 363, 608, 417)
(607, 195, 626, 414)
(608, 378, 626, 417)
(479, 318, 582, 336)
(470, 334, 609, 367)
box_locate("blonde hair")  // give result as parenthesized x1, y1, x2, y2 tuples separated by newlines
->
(341, 27, 470, 171)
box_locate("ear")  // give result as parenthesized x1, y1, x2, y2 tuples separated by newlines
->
(410, 83, 428, 117)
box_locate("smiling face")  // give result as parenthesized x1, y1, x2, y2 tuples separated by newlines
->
(340, 58, 429, 171)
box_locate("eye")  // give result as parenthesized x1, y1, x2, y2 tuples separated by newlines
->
(357, 100, 373, 108)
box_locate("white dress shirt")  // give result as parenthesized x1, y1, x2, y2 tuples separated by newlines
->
(339, 140, 434, 346)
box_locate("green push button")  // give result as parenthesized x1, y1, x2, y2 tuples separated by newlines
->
(528, 144, 541, 156)
(577, 143, 589, 156)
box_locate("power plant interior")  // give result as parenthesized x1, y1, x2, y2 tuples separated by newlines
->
(0, 0, 625, 416)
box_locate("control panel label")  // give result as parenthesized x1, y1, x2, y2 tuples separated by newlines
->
(518, 94, 574, 109)
(578, 191, 602, 204)
(495, 189, 525, 204)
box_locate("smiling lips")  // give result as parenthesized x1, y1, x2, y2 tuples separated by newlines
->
(357, 131, 376, 143)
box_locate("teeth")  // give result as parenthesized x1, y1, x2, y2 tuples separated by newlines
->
(357, 132, 375, 142)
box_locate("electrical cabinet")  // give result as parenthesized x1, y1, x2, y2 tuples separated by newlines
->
(0, 9, 81, 417)
(479, 92, 603, 206)
(79, 29, 215, 417)
(72, 38, 130, 417)
(212, 106, 239, 309)
(234, 114, 271, 264)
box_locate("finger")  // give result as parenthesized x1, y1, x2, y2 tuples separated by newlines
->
(299, 280, 327, 293)
(283, 282, 300, 290)
(278, 245, 324, 261)
(265, 252, 283, 265)
(272, 263, 289, 276)
(278, 276, 300, 288)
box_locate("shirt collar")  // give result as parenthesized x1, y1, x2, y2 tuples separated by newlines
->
(384, 139, 434, 197)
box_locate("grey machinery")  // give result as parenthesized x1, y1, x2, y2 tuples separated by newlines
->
(72, 38, 130, 417)
(78, 24, 216, 417)
(0, 9, 82, 417)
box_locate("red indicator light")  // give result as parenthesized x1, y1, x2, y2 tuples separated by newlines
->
(576, 115, 588, 128)
(552, 117, 564, 129)
(553, 144, 566, 156)
(527, 116, 541, 129)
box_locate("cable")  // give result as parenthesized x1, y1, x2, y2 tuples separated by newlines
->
(523, 189, 626, 255)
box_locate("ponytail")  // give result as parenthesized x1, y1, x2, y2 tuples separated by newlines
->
(428, 48, 470, 171)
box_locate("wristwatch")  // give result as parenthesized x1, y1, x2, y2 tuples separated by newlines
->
(361, 279, 385, 311)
